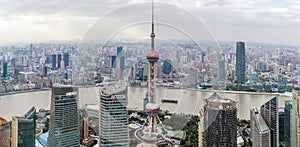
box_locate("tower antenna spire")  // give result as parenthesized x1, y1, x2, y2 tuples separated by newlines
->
(152, 0, 154, 34)
(150, 0, 156, 51)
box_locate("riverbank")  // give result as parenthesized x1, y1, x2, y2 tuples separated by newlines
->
(0, 88, 51, 97)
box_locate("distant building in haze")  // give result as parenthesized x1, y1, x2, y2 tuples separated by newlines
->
(99, 83, 129, 147)
(236, 41, 246, 84)
(117, 46, 123, 56)
(43, 66, 48, 77)
(111, 55, 117, 68)
(2, 62, 7, 78)
(163, 59, 172, 75)
(47, 86, 80, 147)
(120, 56, 125, 71)
(218, 60, 226, 80)
(63, 53, 69, 68)
(202, 93, 237, 147)
(57, 54, 62, 68)
(51, 54, 56, 69)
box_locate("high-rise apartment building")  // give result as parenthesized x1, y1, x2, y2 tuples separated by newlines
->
(260, 97, 278, 147)
(202, 93, 237, 147)
(291, 90, 300, 147)
(47, 86, 80, 147)
(250, 108, 271, 147)
(236, 41, 245, 84)
(11, 107, 36, 147)
(99, 83, 129, 147)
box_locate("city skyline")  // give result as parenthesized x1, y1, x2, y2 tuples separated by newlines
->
(0, 0, 300, 46)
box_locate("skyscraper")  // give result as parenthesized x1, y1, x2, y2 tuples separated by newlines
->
(99, 83, 129, 147)
(52, 54, 56, 69)
(291, 90, 300, 147)
(236, 41, 245, 84)
(120, 56, 125, 71)
(47, 86, 79, 147)
(260, 97, 278, 147)
(218, 60, 226, 80)
(29, 43, 33, 58)
(284, 100, 292, 147)
(2, 62, 7, 78)
(111, 55, 117, 68)
(117, 46, 123, 56)
(63, 53, 69, 67)
(57, 53, 62, 68)
(250, 108, 271, 147)
(11, 107, 36, 147)
(43, 66, 48, 77)
(202, 93, 237, 147)
(162, 59, 172, 75)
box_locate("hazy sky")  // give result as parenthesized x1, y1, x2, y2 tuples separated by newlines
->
(1, 0, 300, 46)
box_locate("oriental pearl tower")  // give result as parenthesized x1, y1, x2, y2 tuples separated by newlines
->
(140, 0, 165, 142)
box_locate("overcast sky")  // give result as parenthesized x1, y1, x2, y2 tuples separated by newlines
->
(1, 0, 300, 46)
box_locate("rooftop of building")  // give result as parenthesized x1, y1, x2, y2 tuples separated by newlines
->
(252, 108, 269, 132)
(204, 92, 237, 109)
(52, 85, 77, 95)
(100, 82, 126, 96)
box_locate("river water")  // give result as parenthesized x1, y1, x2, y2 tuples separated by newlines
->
(0, 87, 291, 120)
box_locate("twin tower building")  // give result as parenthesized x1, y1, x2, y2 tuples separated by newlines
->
(47, 84, 128, 147)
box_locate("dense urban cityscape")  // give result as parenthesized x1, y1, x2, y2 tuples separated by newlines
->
(1, 0, 300, 147)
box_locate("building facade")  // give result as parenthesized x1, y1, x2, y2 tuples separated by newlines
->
(250, 108, 271, 147)
(235, 41, 246, 84)
(278, 108, 284, 145)
(291, 90, 300, 147)
(218, 60, 226, 80)
(99, 83, 129, 147)
(284, 100, 292, 147)
(202, 93, 237, 147)
(0, 117, 10, 147)
(47, 86, 80, 147)
(51, 54, 56, 69)
(63, 53, 69, 68)
(11, 107, 36, 147)
(260, 97, 278, 147)
(2, 62, 7, 78)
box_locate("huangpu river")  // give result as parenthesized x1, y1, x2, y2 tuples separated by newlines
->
(0, 87, 291, 121)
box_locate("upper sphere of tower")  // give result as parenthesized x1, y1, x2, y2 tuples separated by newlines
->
(150, 32, 155, 38)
